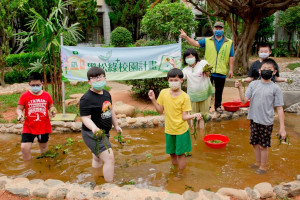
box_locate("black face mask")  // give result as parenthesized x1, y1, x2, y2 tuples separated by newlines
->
(261, 70, 273, 80)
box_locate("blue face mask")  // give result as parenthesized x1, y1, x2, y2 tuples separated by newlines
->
(92, 81, 106, 91)
(30, 85, 42, 93)
(214, 30, 224, 37)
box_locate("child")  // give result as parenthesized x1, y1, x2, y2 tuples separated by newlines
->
(79, 67, 122, 183)
(169, 48, 214, 128)
(148, 68, 202, 179)
(242, 43, 288, 83)
(16, 72, 56, 161)
(235, 58, 286, 174)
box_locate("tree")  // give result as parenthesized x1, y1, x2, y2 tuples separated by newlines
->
(67, 0, 98, 42)
(105, 0, 150, 41)
(186, 0, 299, 74)
(0, 0, 27, 86)
(20, 0, 82, 105)
(278, 3, 300, 55)
(141, 0, 198, 41)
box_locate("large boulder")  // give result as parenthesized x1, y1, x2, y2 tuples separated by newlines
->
(113, 101, 135, 117)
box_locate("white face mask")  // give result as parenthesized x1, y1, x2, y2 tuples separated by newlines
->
(169, 81, 181, 91)
(185, 57, 196, 65)
(259, 52, 269, 59)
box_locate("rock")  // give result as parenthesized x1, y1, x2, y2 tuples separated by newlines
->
(69, 93, 84, 99)
(254, 182, 274, 199)
(116, 114, 126, 119)
(145, 197, 153, 200)
(216, 188, 245, 200)
(6, 187, 30, 197)
(0, 180, 7, 189)
(152, 118, 160, 126)
(283, 181, 300, 197)
(245, 187, 260, 200)
(94, 183, 118, 191)
(183, 190, 199, 200)
(81, 182, 96, 190)
(30, 179, 44, 185)
(114, 103, 135, 117)
(297, 175, 300, 181)
(121, 185, 136, 191)
(273, 185, 289, 198)
(282, 91, 300, 109)
(232, 113, 239, 119)
(32, 187, 49, 198)
(165, 193, 183, 200)
(44, 179, 64, 187)
(93, 191, 110, 198)
(127, 118, 137, 124)
(220, 113, 232, 120)
(48, 188, 70, 200)
(70, 122, 82, 131)
(200, 189, 229, 200)
(66, 190, 92, 200)
(65, 99, 78, 106)
(51, 121, 65, 127)
(70, 81, 79, 86)
(4, 124, 13, 128)
(14, 124, 23, 129)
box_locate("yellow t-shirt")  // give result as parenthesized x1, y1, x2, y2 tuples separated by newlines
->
(157, 88, 191, 135)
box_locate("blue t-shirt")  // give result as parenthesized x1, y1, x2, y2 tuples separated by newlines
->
(198, 36, 234, 78)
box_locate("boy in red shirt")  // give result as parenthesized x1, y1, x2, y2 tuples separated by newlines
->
(16, 72, 56, 160)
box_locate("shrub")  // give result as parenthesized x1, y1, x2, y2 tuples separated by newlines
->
(5, 52, 43, 68)
(4, 68, 29, 84)
(110, 27, 133, 47)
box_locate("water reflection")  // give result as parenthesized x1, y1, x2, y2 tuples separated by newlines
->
(0, 116, 299, 194)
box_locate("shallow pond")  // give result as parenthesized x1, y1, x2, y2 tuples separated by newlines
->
(0, 115, 299, 194)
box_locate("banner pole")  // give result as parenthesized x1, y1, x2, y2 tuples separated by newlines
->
(60, 33, 66, 116)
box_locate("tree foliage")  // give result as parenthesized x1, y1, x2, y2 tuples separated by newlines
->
(141, 0, 198, 41)
(186, 0, 299, 74)
(278, 3, 300, 54)
(0, 0, 27, 86)
(104, 0, 150, 41)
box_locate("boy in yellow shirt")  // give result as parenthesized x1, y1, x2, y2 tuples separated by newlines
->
(148, 68, 202, 179)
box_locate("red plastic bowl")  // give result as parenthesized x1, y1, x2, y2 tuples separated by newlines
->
(222, 102, 241, 112)
(203, 134, 229, 149)
(234, 99, 250, 107)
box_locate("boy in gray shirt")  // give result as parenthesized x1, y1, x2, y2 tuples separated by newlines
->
(235, 58, 286, 174)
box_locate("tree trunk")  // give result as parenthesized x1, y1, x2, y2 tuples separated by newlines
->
(234, 19, 260, 75)
(42, 59, 48, 91)
(274, 12, 279, 49)
(0, 49, 5, 87)
(52, 46, 57, 104)
(57, 52, 62, 106)
(287, 33, 292, 52)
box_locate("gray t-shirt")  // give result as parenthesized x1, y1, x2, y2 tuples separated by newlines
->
(245, 80, 284, 125)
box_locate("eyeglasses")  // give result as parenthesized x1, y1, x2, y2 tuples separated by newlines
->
(30, 84, 42, 87)
(90, 75, 106, 80)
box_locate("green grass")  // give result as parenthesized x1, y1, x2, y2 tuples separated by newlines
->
(287, 62, 300, 70)
(0, 119, 9, 123)
(134, 109, 159, 117)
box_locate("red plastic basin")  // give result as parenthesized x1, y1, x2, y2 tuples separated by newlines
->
(222, 102, 241, 112)
(203, 134, 229, 149)
(234, 99, 250, 107)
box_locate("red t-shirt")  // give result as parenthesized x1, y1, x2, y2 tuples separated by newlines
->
(18, 91, 53, 135)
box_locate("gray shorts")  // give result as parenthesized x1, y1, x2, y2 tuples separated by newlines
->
(82, 129, 112, 156)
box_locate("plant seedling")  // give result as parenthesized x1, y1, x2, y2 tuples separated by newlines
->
(287, 78, 293, 84)
(238, 79, 246, 94)
(277, 133, 290, 147)
(94, 129, 110, 155)
(114, 131, 125, 145)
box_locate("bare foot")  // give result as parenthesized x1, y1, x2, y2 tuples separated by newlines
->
(172, 172, 183, 181)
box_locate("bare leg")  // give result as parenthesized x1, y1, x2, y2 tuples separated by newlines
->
(173, 154, 186, 181)
(252, 145, 261, 167)
(170, 154, 178, 166)
(92, 153, 103, 168)
(259, 145, 268, 170)
(100, 148, 115, 183)
(21, 143, 32, 161)
(39, 142, 48, 154)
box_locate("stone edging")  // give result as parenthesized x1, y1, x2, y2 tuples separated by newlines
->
(1, 175, 299, 200)
(0, 108, 249, 134)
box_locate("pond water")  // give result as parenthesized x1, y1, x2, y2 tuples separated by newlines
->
(0, 115, 299, 194)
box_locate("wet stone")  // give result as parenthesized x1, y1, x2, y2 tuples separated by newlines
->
(14, 124, 23, 129)
(165, 193, 183, 200)
(273, 185, 288, 198)
(66, 190, 92, 200)
(30, 179, 44, 185)
(0, 180, 7, 189)
(93, 191, 110, 198)
(245, 187, 260, 200)
(48, 188, 69, 200)
(297, 175, 300, 181)
(44, 179, 64, 187)
(145, 196, 152, 200)
(6, 187, 30, 197)
(32, 187, 49, 198)
(183, 190, 199, 200)
(81, 181, 96, 190)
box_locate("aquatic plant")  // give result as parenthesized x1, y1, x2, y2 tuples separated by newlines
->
(94, 129, 110, 155)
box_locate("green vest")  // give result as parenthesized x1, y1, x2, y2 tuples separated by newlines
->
(204, 37, 232, 75)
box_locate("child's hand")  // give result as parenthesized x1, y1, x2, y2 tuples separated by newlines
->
(279, 129, 286, 140)
(169, 58, 176, 67)
(235, 80, 242, 88)
(193, 113, 202, 120)
(115, 125, 122, 133)
(92, 127, 100, 135)
(49, 107, 56, 118)
(17, 114, 24, 123)
(148, 90, 156, 100)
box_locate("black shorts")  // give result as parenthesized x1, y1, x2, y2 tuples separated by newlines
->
(21, 133, 49, 143)
(250, 120, 273, 147)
